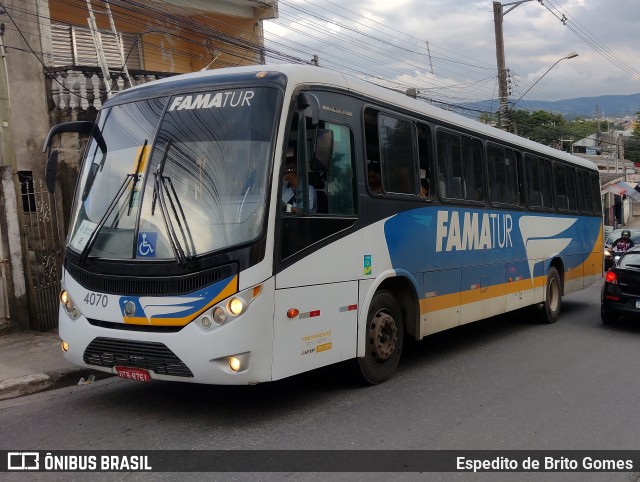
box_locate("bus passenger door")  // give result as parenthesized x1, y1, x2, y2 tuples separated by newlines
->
(273, 109, 361, 379)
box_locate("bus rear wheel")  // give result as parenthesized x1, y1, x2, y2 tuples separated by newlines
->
(540, 267, 562, 324)
(356, 290, 404, 385)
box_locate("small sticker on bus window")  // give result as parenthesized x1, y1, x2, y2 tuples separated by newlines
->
(128, 190, 141, 208)
(364, 255, 372, 275)
(70, 219, 97, 251)
(137, 232, 157, 257)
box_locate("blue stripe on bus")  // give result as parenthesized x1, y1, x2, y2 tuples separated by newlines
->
(384, 206, 601, 296)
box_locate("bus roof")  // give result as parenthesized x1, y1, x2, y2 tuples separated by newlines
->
(118, 64, 597, 171)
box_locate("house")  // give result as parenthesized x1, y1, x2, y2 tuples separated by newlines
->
(0, 0, 278, 332)
(573, 129, 639, 228)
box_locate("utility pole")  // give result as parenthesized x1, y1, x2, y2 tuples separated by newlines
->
(426, 41, 434, 74)
(493, 0, 534, 130)
(493, 2, 508, 130)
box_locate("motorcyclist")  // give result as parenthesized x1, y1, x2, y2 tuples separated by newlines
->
(612, 229, 635, 253)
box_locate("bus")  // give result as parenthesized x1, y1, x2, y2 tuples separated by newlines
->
(44, 65, 603, 386)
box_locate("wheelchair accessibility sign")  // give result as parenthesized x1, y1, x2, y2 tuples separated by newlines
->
(137, 232, 157, 257)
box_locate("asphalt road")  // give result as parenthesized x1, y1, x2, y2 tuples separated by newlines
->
(2, 279, 640, 481)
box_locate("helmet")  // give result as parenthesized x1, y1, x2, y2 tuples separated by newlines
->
(622, 230, 631, 239)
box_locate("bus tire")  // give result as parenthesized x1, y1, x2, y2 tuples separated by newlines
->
(356, 290, 404, 385)
(541, 267, 562, 324)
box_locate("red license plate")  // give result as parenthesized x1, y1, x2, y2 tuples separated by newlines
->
(114, 366, 151, 382)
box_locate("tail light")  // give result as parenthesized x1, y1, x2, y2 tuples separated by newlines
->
(605, 271, 618, 285)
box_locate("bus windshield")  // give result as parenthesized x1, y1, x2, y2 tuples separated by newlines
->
(67, 87, 278, 261)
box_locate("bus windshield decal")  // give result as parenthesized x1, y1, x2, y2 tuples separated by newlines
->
(169, 90, 255, 111)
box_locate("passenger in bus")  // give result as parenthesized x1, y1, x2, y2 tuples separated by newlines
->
(419, 178, 429, 199)
(368, 161, 383, 194)
(282, 161, 317, 214)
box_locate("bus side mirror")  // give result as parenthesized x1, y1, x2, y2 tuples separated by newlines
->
(42, 120, 107, 153)
(45, 150, 59, 193)
(312, 129, 333, 171)
(297, 91, 320, 125)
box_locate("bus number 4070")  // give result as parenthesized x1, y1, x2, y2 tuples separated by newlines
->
(84, 292, 109, 308)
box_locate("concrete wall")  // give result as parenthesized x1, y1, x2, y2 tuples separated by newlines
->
(0, 167, 29, 331)
(5, 0, 51, 175)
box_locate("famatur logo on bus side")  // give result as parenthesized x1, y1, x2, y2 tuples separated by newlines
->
(436, 210, 513, 252)
(169, 91, 255, 111)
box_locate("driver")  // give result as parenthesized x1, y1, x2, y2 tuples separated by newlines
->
(282, 160, 317, 214)
(612, 229, 634, 253)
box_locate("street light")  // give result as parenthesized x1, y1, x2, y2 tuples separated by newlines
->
(511, 52, 578, 109)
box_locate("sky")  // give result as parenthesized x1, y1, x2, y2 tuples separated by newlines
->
(262, 0, 640, 112)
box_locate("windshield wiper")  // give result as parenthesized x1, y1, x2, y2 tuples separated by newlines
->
(78, 173, 134, 264)
(151, 141, 196, 265)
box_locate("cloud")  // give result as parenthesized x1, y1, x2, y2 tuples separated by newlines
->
(264, 0, 640, 105)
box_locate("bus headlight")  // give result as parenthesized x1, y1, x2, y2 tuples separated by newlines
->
(60, 290, 80, 319)
(197, 284, 262, 330)
(228, 298, 244, 316)
(213, 307, 227, 325)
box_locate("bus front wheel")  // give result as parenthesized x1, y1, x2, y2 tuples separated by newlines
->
(356, 290, 404, 385)
(541, 267, 562, 324)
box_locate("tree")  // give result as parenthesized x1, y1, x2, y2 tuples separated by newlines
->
(510, 109, 599, 151)
(625, 111, 640, 165)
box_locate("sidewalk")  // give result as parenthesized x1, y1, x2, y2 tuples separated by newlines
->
(0, 330, 109, 401)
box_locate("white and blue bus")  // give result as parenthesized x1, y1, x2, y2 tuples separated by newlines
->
(44, 65, 603, 385)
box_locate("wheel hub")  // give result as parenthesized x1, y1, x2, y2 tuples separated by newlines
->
(368, 310, 398, 362)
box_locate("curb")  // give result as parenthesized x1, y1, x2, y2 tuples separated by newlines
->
(0, 368, 114, 401)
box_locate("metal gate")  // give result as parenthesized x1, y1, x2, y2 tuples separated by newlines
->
(0, 219, 8, 322)
(20, 174, 63, 332)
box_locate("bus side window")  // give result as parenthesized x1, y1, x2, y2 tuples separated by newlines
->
(436, 129, 482, 202)
(488, 142, 519, 205)
(378, 114, 417, 195)
(417, 123, 432, 199)
(324, 123, 356, 215)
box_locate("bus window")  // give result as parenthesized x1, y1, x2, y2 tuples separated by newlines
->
(554, 163, 578, 212)
(279, 113, 357, 260)
(325, 123, 356, 215)
(525, 155, 554, 210)
(462, 136, 484, 201)
(417, 123, 432, 199)
(378, 114, 418, 195)
(487, 142, 519, 205)
(577, 170, 592, 214)
(436, 129, 483, 202)
(364, 108, 381, 194)
(590, 172, 602, 216)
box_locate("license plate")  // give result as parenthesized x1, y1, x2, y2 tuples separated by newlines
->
(115, 366, 151, 382)
(636, 300, 640, 309)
